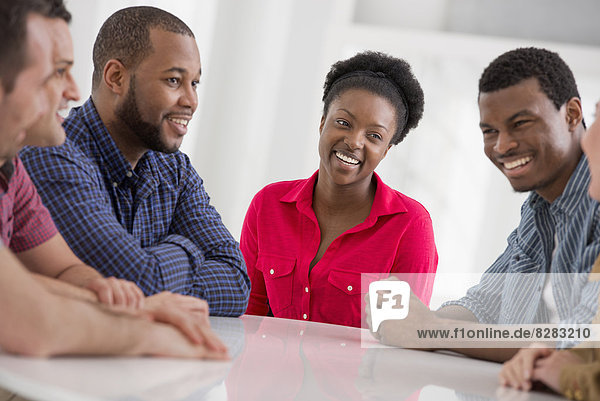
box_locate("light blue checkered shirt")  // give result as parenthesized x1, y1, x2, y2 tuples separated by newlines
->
(444, 155, 600, 326)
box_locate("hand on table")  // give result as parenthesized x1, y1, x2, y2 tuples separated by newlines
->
(85, 276, 145, 309)
(499, 346, 583, 393)
(144, 292, 227, 354)
(532, 349, 584, 393)
(365, 288, 436, 348)
(499, 345, 552, 391)
(139, 320, 229, 360)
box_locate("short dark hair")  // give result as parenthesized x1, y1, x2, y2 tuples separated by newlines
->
(479, 47, 581, 111)
(322, 51, 425, 145)
(0, 0, 70, 93)
(92, 6, 194, 90)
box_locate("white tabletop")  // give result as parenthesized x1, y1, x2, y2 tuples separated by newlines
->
(0, 315, 566, 401)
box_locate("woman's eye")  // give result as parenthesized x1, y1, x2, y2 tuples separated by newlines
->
(336, 119, 349, 127)
(167, 77, 180, 85)
(368, 133, 382, 140)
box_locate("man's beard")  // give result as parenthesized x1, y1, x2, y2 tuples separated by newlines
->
(115, 76, 177, 154)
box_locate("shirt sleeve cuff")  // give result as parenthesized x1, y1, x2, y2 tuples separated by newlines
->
(440, 297, 495, 324)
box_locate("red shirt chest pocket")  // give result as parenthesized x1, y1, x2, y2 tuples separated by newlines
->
(328, 269, 383, 295)
(326, 270, 386, 327)
(257, 254, 296, 314)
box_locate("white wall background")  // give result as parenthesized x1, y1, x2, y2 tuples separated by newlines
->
(64, 0, 600, 307)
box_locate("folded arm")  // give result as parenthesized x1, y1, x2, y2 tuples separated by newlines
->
(22, 149, 250, 316)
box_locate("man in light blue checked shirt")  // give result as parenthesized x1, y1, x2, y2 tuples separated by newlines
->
(368, 47, 600, 362)
(21, 6, 250, 316)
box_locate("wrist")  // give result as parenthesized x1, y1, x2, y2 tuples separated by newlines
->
(124, 319, 162, 356)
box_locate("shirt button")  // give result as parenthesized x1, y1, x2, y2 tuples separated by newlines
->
(269, 268, 275, 275)
(126, 171, 133, 178)
(305, 287, 309, 293)
(303, 313, 308, 320)
(112, 182, 118, 188)
(347, 285, 353, 292)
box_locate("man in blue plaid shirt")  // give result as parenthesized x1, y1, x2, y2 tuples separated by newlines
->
(21, 6, 250, 317)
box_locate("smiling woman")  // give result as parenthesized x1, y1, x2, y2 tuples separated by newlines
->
(240, 51, 438, 328)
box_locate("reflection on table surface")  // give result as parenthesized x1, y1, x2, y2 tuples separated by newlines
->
(0, 315, 566, 401)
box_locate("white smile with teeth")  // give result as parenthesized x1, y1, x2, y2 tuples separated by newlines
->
(168, 117, 189, 127)
(504, 156, 532, 170)
(335, 151, 360, 165)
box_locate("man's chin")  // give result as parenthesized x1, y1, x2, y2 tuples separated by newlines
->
(509, 185, 533, 194)
(149, 143, 180, 154)
(163, 147, 179, 154)
(506, 177, 535, 194)
(23, 131, 66, 148)
(153, 136, 182, 154)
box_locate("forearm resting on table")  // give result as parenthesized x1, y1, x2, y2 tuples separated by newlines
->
(434, 305, 519, 362)
(2, 249, 227, 359)
(2, 249, 138, 356)
(435, 305, 479, 321)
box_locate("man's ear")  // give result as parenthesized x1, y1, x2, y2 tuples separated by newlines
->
(565, 97, 583, 132)
(102, 59, 128, 95)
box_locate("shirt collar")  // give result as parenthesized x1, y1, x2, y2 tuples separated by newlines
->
(280, 170, 408, 222)
(0, 158, 15, 182)
(528, 154, 591, 215)
(0, 158, 15, 196)
(80, 98, 137, 185)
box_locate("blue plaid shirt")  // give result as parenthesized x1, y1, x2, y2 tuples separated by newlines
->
(21, 98, 250, 316)
(444, 155, 600, 326)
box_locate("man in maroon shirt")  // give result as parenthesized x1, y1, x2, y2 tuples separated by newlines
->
(0, 2, 145, 308)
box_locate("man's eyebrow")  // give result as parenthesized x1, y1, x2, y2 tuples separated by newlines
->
(506, 110, 534, 121)
(56, 59, 74, 66)
(162, 67, 202, 76)
(163, 67, 187, 74)
(479, 110, 534, 128)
